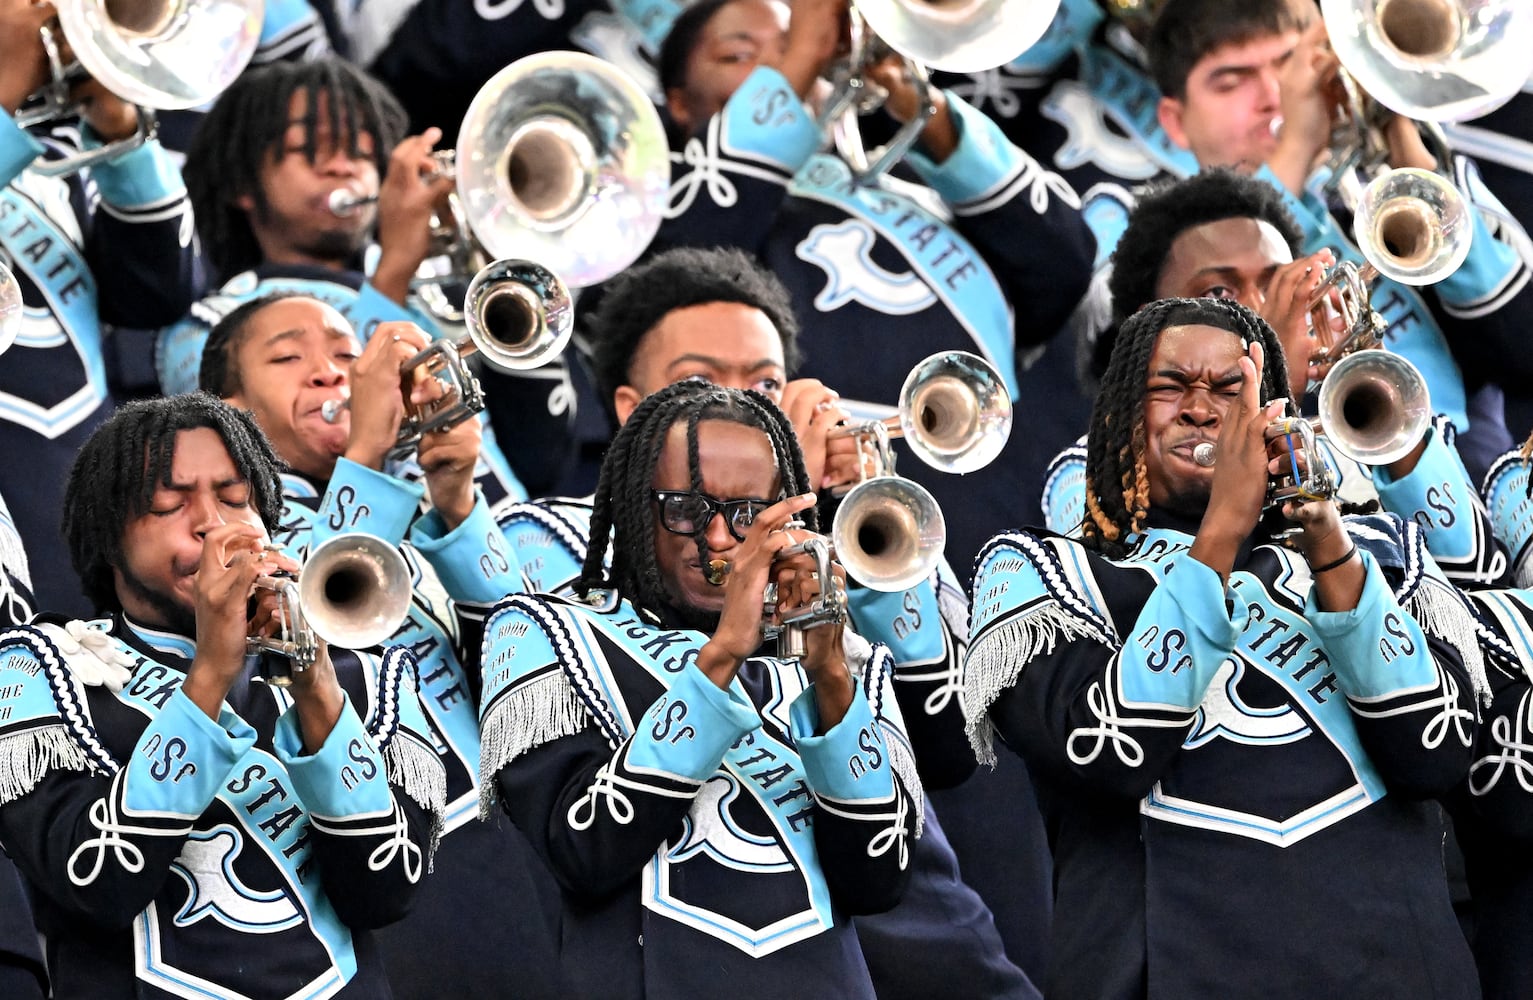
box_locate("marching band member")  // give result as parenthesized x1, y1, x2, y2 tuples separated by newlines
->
(1045, 170, 1508, 588)
(0, 394, 444, 998)
(198, 293, 564, 998)
(967, 297, 1484, 999)
(2, 0, 200, 616)
(1149, 0, 1533, 481)
(499, 246, 1039, 999)
(480, 380, 916, 999)
(650, 0, 1095, 575)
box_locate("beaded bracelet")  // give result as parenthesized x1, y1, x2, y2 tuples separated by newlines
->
(1309, 543, 1358, 575)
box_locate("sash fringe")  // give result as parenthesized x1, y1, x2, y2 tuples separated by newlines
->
(1410, 580, 1491, 707)
(0, 726, 93, 806)
(964, 604, 1114, 765)
(478, 671, 590, 819)
(385, 732, 448, 868)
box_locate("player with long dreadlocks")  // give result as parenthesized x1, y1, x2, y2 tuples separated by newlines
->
(479, 379, 918, 999)
(964, 296, 1486, 999)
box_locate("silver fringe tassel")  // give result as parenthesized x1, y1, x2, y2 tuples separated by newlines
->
(385, 731, 449, 868)
(0, 726, 93, 806)
(478, 671, 590, 819)
(883, 728, 926, 838)
(1409, 580, 1492, 707)
(964, 604, 1114, 766)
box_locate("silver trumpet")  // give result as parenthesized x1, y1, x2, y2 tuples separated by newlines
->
(328, 149, 456, 218)
(0, 260, 21, 356)
(1192, 418, 1336, 508)
(1316, 350, 1432, 467)
(761, 535, 848, 661)
(320, 258, 573, 456)
(16, 0, 263, 176)
(250, 534, 412, 687)
(832, 350, 1013, 477)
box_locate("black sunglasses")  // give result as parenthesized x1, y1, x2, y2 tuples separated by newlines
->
(651, 490, 778, 542)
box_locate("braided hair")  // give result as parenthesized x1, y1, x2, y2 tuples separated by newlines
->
(578, 381, 814, 617)
(62, 395, 285, 613)
(184, 57, 407, 283)
(1082, 297, 1290, 558)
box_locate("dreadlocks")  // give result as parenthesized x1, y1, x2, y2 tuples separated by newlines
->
(1082, 297, 1291, 558)
(184, 57, 408, 282)
(578, 381, 813, 618)
(62, 395, 285, 613)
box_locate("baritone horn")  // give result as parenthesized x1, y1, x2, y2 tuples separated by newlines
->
(250, 534, 412, 686)
(17, 0, 263, 176)
(456, 51, 670, 288)
(321, 259, 573, 457)
(1319, 0, 1533, 125)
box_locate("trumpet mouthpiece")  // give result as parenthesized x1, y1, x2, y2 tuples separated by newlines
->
(1193, 442, 1216, 467)
(706, 559, 730, 586)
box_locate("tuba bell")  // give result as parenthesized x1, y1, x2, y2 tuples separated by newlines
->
(455, 51, 671, 288)
(17, 0, 264, 176)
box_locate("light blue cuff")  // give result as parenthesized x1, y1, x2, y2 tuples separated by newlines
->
(847, 580, 945, 665)
(790, 688, 895, 801)
(314, 458, 424, 549)
(906, 93, 1026, 204)
(719, 66, 821, 170)
(1372, 423, 1478, 563)
(274, 692, 394, 816)
(121, 689, 257, 816)
(1433, 204, 1517, 306)
(624, 663, 760, 780)
(1, 112, 46, 183)
(1119, 556, 1244, 710)
(410, 494, 522, 603)
(80, 127, 184, 207)
(1307, 549, 1437, 696)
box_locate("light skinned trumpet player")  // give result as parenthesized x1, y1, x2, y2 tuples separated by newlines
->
(1150, 0, 1533, 481)
(198, 293, 569, 999)
(1046, 169, 1509, 588)
(0, 394, 444, 999)
(1, 0, 200, 618)
(481, 380, 919, 1000)
(969, 297, 1484, 1000)
(496, 246, 1040, 1000)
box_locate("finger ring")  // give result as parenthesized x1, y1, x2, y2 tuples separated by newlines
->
(392, 334, 401, 343)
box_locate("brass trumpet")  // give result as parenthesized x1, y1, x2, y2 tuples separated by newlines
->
(320, 258, 573, 457)
(249, 534, 413, 687)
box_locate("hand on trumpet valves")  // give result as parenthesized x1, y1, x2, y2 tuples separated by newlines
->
(1268, 15, 1342, 196)
(1258, 247, 1335, 400)
(862, 55, 956, 162)
(183, 525, 297, 708)
(696, 492, 819, 684)
(341, 321, 434, 470)
(417, 407, 482, 531)
(70, 76, 139, 143)
(780, 379, 861, 491)
(373, 127, 457, 307)
(771, 0, 850, 103)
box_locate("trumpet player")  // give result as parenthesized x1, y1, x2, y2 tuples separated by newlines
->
(1150, 0, 1533, 479)
(1047, 169, 1509, 587)
(0, 394, 444, 999)
(1, 0, 200, 617)
(481, 379, 917, 999)
(499, 246, 1040, 1000)
(968, 297, 1484, 999)
(158, 56, 569, 503)
(198, 293, 567, 999)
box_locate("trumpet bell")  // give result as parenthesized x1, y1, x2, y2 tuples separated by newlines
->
(854, 0, 1062, 72)
(1320, 0, 1533, 122)
(1354, 167, 1471, 285)
(463, 258, 574, 372)
(456, 51, 670, 288)
(298, 533, 412, 650)
(898, 350, 1013, 474)
(832, 477, 946, 592)
(1317, 350, 1432, 466)
(58, 0, 263, 111)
